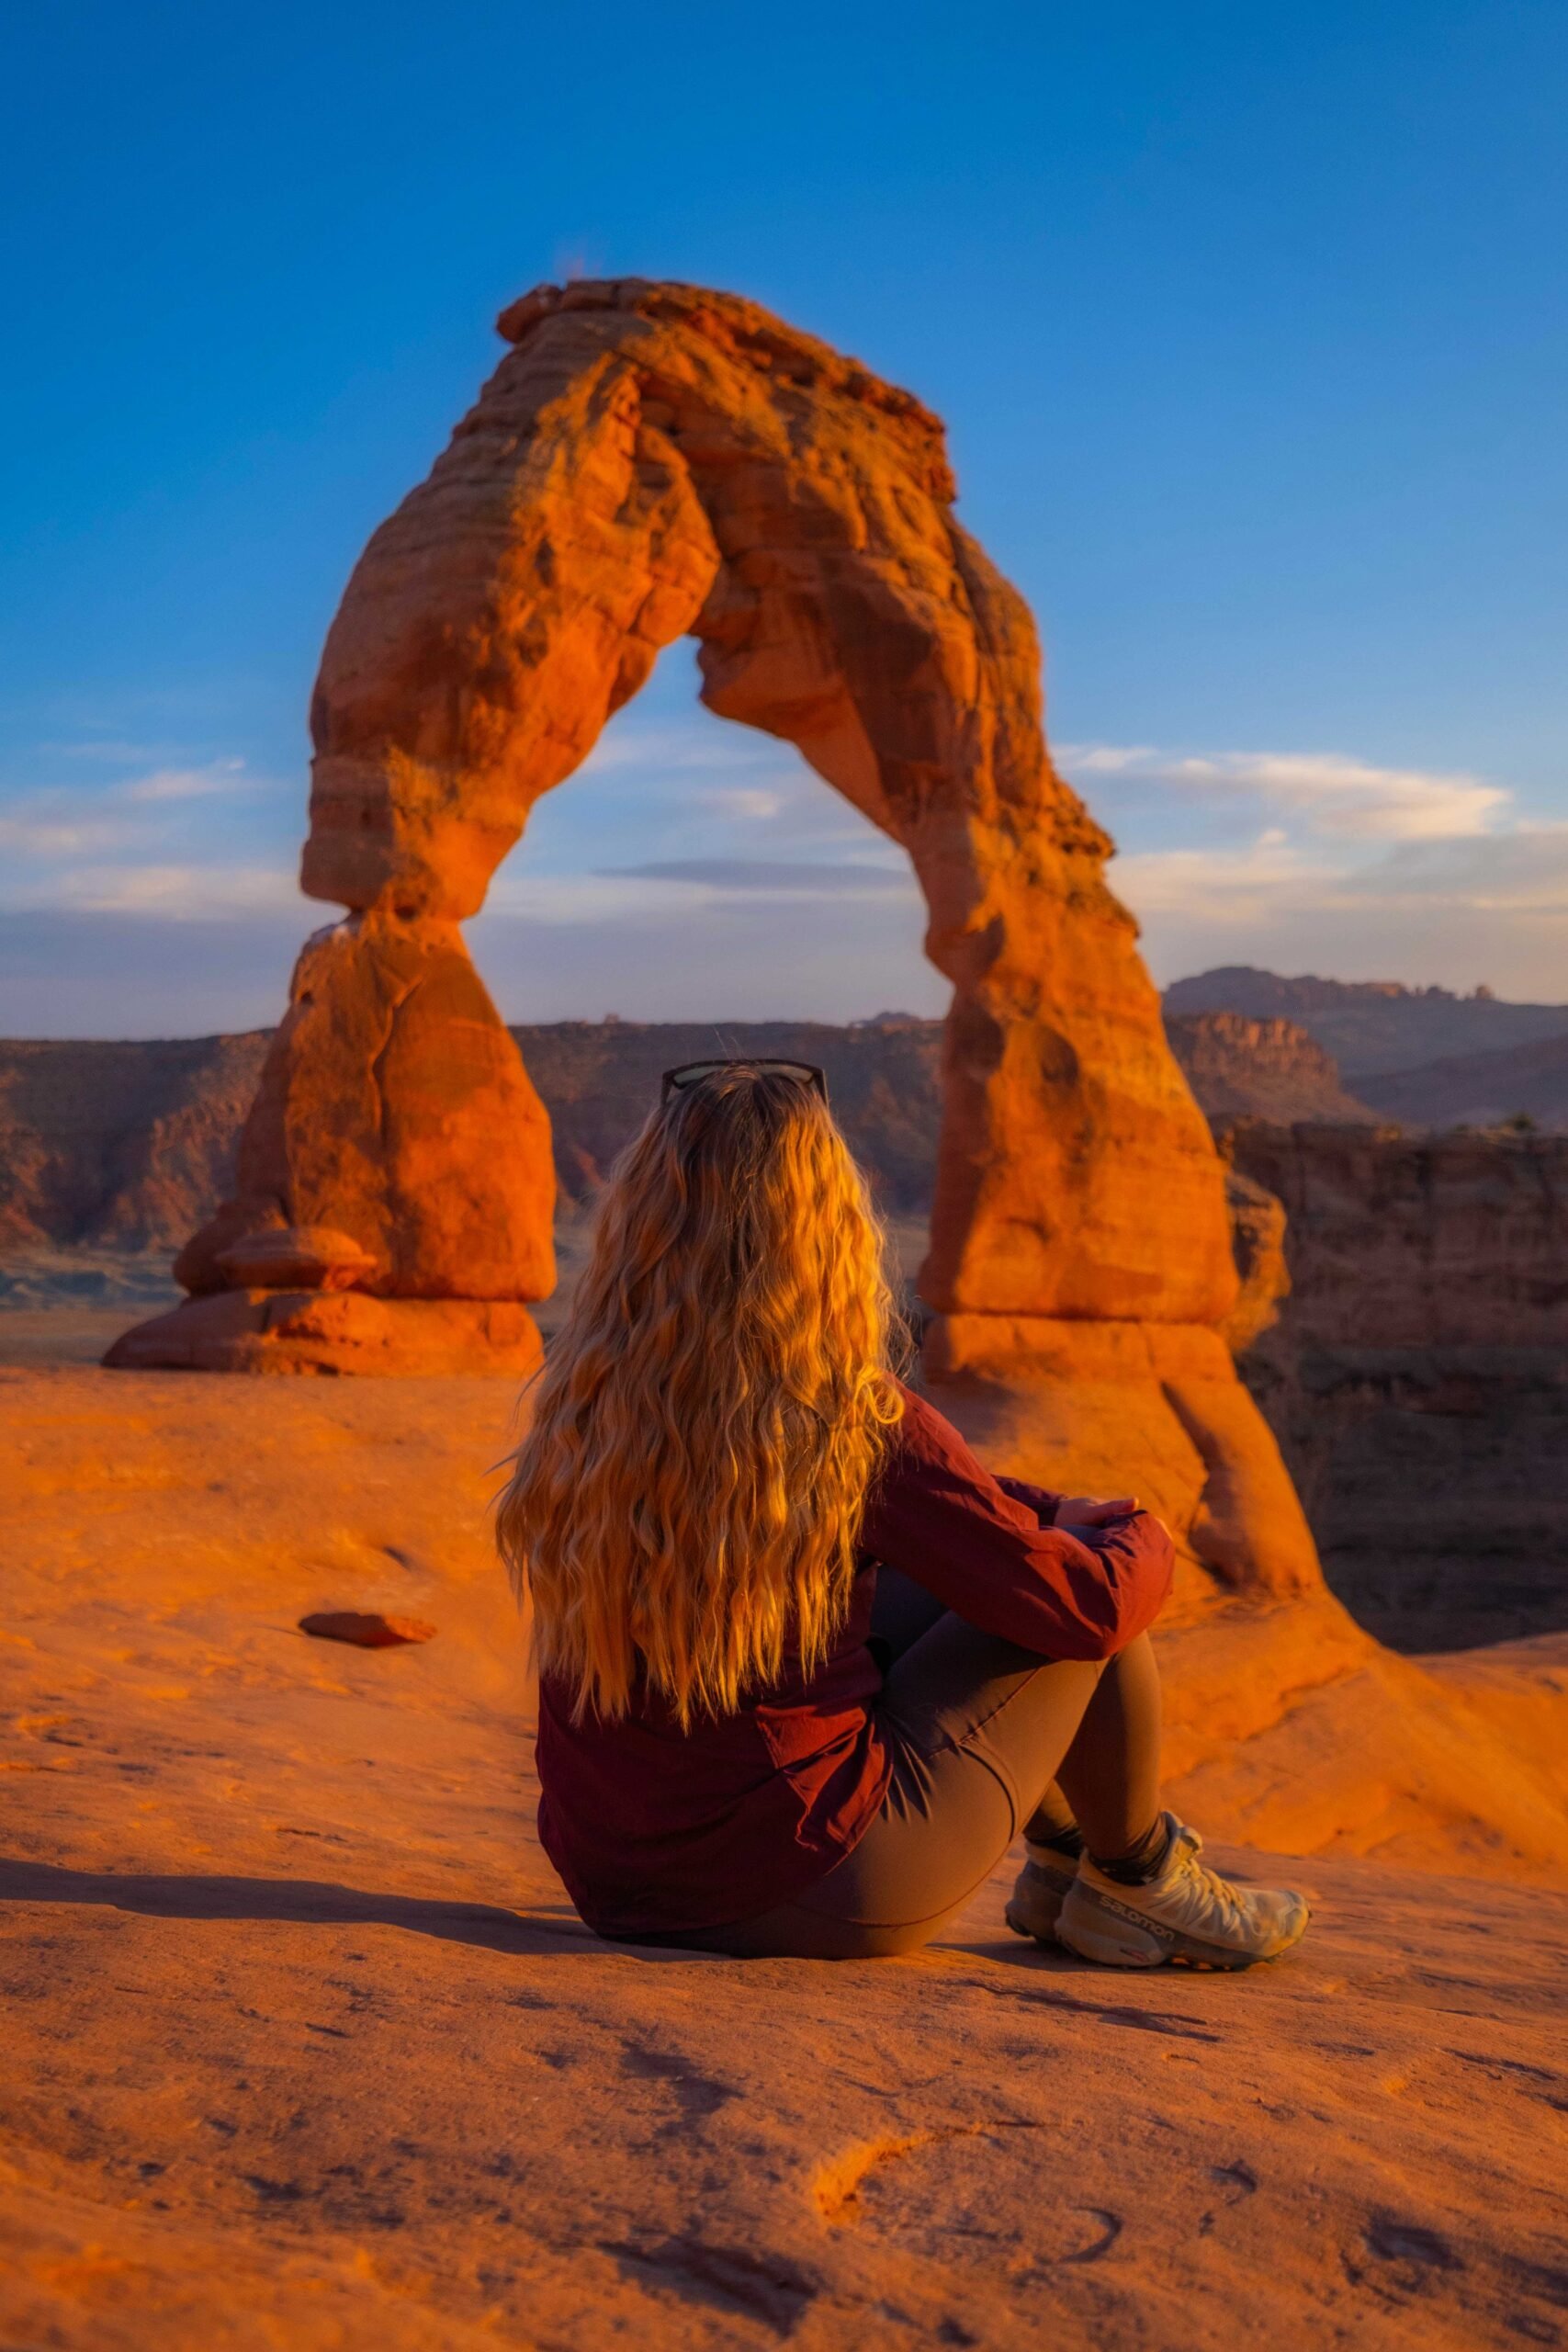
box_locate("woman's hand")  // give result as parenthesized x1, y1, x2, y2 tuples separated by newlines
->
(1054, 1493, 1139, 1531)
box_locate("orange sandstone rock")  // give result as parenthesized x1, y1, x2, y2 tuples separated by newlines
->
(299, 277, 1234, 1328)
(119, 280, 1274, 1557)
(102, 1288, 544, 1377)
(214, 1225, 378, 1292)
(299, 1610, 436, 1647)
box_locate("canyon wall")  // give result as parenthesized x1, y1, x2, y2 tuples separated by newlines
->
(1223, 1119, 1568, 1650)
(1163, 1012, 1374, 1124)
(0, 1007, 1370, 1256)
(0, 1034, 271, 1253)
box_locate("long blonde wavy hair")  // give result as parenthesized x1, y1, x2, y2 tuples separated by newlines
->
(495, 1063, 907, 1726)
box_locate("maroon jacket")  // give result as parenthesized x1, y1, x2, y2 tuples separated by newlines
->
(535, 1381, 1174, 1938)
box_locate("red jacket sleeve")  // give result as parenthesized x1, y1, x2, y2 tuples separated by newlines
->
(859, 1384, 1174, 1662)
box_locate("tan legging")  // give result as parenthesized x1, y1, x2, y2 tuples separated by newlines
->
(643, 1568, 1164, 1960)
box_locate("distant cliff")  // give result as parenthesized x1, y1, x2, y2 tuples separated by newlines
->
(0, 1009, 1380, 1255)
(1222, 1118, 1568, 1652)
(1164, 1012, 1375, 1124)
(0, 1023, 946, 1255)
(0, 1034, 272, 1252)
(1166, 965, 1568, 1079)
(1222, 1119, 1568, 1349)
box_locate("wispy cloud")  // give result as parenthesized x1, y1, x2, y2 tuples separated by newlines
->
(0, 808, 125, 858)
(686, 786, 787, 821)
(0, 756, 290, 928)
(118, 759, 251, 805)
(4, 695, 1562, 1029)
(1059, 743, 1507, 842)
(1110, 822, 1568, 994)
(578, 719, 788, 779)
(603, 857, 914, 897)
(11, 860, 300, 919)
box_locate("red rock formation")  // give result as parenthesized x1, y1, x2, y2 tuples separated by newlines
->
(290, 277, 1234, 1329)
(1165, 1012, 1375, 1124)
(1220, 1167, 1292, 1352)
(109, 277, 1318, 1633)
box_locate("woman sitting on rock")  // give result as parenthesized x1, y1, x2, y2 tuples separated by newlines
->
(496, 1060, 1308, 1970)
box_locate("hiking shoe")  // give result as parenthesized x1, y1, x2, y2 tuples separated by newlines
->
(1004, 1849, 1080, 1946)
(1055, 1813, 1310, 1972)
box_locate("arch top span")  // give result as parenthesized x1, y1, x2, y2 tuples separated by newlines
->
(113, 278, 1242, 1376)
(297, 277, 1236, 1328)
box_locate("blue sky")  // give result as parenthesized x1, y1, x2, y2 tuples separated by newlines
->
(2, 0, 1564, 1035)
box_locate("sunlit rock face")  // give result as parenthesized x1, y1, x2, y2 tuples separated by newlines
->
(296, 276, 1235, 1329)
(116, 278, 1316, 1616)
(171, 916, 554, 1306)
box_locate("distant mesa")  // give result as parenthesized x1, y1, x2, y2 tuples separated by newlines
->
(1164, 1012, 1377, 1125)
(1165, 965, 1568, 1080)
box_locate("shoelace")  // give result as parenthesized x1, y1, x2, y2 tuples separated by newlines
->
(1167, 1827, 1248, 1935)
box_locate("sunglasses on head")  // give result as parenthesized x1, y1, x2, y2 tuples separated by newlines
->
(660, 1057, 829, 1105)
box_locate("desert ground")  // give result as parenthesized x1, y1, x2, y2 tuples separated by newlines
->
(5, 1335, 1566, 2352)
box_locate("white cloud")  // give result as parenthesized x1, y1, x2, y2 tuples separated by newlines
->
(1066, 737, 1565, 998)
(483, 870, 714, 926)
(118, 760, 251, 804)
(0, 808, 125, 857)
(1111, 833, 1340, 920)
(1110, 823, 1568, 997)
(603, 857, 917, 898)
(1060, 742, 1508, 842)
(5, 697, 1562, 1027)
(688, 786, 786, 821)
(15, 861, 300, 919)
(0, 758, 290, 927)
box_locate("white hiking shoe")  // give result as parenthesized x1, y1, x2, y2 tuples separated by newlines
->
(1055, 1813, 1310, 1972)
(1004, 1849, 1080, 1946)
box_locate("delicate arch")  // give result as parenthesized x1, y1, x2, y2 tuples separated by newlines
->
(118, 279, 1240, 1374)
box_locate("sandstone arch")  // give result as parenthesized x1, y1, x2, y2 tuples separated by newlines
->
(108, 279, 1321, 1607)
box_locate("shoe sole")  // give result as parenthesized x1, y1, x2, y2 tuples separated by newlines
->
(1003, 1897, 1063, 1947)
(1056, 1904, 1311, 1973)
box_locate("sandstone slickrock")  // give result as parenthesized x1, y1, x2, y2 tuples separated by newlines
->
(6, 1363, 1567, 2351)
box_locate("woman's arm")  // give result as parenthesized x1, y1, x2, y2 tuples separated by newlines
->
(862, 1385, 1174, 1662)
(995, 1472, 1064, 1522)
